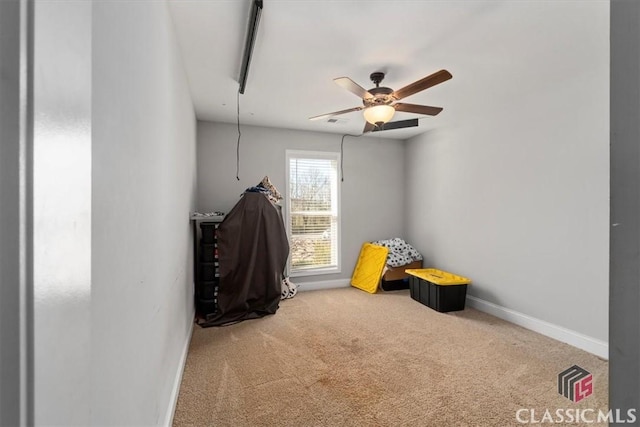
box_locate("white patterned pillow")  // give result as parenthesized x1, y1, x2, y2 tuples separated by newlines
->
(260, 176, 283, 201)
(281, 277, 298, 299)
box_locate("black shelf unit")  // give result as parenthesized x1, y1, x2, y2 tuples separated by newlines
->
(191, 215, 224, 320)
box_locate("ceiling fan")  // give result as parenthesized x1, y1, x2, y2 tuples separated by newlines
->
(309, 69, 452, 133)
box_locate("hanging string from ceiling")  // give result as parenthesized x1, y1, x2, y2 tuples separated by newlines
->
(340, 132, 365, 182)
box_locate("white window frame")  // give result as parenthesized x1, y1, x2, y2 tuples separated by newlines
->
(285, 150, 341, 277)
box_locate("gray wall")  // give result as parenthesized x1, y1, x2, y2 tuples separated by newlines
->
(33, 1, 93, 424)
(610, 0, 640, 419)
(404, 2, 609, 346)
(91, 1, 197, 425)
(197, 122, 405, 284)
(29, 0, 197, 425)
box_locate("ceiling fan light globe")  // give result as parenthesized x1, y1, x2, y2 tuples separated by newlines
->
(363, 105, 395, 125)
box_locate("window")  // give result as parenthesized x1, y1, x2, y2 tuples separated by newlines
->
(286, 150, 340, 276)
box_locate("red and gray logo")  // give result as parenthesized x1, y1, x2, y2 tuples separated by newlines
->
(558, 365, 593, 402)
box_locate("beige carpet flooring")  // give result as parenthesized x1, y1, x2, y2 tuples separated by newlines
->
(173, 287, 608, 426)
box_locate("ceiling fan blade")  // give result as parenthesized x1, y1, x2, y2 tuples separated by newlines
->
(334, 77, 374, 99)
(363, 121, 375, 133)
(371, 118, 419, 132)
(309, 106, 363, 121)
(394, 103, 443, 116)
(392, 69, 452, 100)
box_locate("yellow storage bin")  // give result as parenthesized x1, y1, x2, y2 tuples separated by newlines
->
(350, 243, 389, 294)
(406, 268, 471, 312)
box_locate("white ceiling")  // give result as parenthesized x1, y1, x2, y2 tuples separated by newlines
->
(168, 0, 600, 140)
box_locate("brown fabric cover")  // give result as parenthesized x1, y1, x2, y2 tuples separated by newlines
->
(204, 192, 289, 326)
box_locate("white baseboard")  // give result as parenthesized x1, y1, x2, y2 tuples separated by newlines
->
(163, 309, 195, 427)
(296, 278, 351, 292)
(466, 295, 608, 360)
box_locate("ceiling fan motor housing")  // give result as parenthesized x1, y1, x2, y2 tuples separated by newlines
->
(364, 86, 394, 107)
(364, 72, 395, 106)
